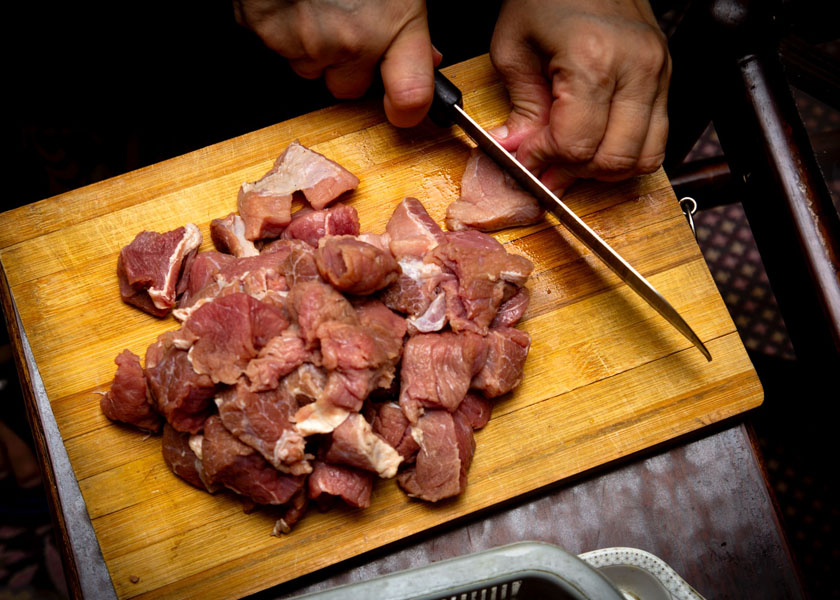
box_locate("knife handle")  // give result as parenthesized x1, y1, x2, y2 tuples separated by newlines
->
(428, 70, 463, 127)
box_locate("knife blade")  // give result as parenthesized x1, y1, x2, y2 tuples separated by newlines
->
(430, 70, 711, 361)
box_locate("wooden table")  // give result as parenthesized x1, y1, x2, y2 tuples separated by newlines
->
(0, 54, 803, 599)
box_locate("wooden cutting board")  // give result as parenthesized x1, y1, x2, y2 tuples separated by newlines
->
(0, 55, 762, 599)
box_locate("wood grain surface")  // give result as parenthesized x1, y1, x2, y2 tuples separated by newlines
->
(0, 55, 762, 599)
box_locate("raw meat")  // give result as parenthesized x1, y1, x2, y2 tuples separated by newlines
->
(118, 223, 202, 317)
(179, 293, 290, 385)
(315, 236, 400, 295)
(210, 213, 259, 257)
(385, 197, 446, 259)
(491, 287, 530, 328)
(471, 327, 531, 398)
(307, 461, 373, 509)
(281, 240, 323, 287)
(396, 409, 475, 502)
(286, 280, 358, 346)
(245, 327, 309, 392)
(281, 203, 360, 247)
(161, 423, 211, 491)
(323, 413, 402, 478)
(446, 148, 543, 232)
(399, 332, 488, 423)
(456, 393, 493, 430)
(202, 416, 305, 505)
(372, 401, 420, 461)
(100, 349, 161, 432)
(238, 141, 359, 240)
(144, 330, 216, 434)
(216, 379, 310, 475)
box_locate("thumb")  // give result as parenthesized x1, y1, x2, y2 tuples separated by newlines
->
(381, 16, 435, 128)
(490, 42, 552, 152)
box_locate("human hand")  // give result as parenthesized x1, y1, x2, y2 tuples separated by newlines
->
(489, 0, 671, 195)
(232, 0, 441, 127)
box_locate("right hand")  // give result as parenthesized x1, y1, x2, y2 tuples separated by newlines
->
(232, 0, 441, 127)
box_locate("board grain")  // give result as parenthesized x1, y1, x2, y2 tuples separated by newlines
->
(0, 55, 762, 599)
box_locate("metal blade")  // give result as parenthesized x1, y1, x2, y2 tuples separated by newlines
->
(450, 103, 711, 361)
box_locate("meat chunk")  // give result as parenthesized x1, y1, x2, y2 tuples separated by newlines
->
(244, 327, 309, 392)
(144, 330, 216, 433)
(471, 327, 531, 398)
(323, 413, 402, 477)
(371, 402, 419, 461)
(308, 461, 373, 509)
(491, 287, 530, 328)
(379, 255, 448, 333)
(282, 363, 328, 405)
(456, 393, 493, 430)
(180, 293, 290, 385)
(281, 203, 360, 247)
(446, 148, 543, 232)
(399, 332, 488, 423)
(100, 349, 161, 432)
(238, 142, 359, 240)
(396, 409, 475, 502)
(178, 251, 237, 309)
(281, 240, 323, 287)
(293, 400, 350, 436)
(430, 231, 533, 333)
(385, 197, 446, 259)
(216, 380, 309, 475)
(315, 236, 400, 295)
(161, 424, 215, 491)
(286, 280, 358, 346)
(202, 416, 305, 505)
(118, 223, 202, 316)
(210, 213, 259, 257)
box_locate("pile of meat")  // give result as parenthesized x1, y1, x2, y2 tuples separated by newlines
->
(103, 141, 536, 533)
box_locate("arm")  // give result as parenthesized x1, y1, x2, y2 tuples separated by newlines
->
(489, 0, 671, 195)
(232, 0, 440, 127)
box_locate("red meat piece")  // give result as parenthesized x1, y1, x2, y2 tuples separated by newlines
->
(308, 461, 374, 509)
(100, 349, 161, 432)
(471, 327, 531, 398)
(281, 203, 361, 247)
(323, 413, 402, 477)
(315, 236, 400, 295)
(210, 213, 259, 257)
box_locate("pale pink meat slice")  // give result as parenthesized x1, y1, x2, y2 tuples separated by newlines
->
(281, 203, 360, 247)
(385, 197, 446, 259)
(446, 148, 543, 232)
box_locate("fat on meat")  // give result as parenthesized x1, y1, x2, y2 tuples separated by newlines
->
(180, 293, 290, 385)
(471, 326, 531, 398)
(144, 330, 216, 434)
(202, 416, 305, 505)
(281, 203, 360, 247)
(238, 141, 359, 240)
(396, 409, 475, 502)
(399, 331, 489, 423)
(315, 236, 400, 295)
(282, 362, 327, 405)
(385, 197, 446, 259)
(446, 148, 543, 232)
(178, 251, 237, 309)
(118, 223, 202, 317)
(210, 213, 259, 257)
(100, 349, 162, 432)
(323, 413, 402, 477)
(216, 380, 310, 475)
(308, 461, 373, 509)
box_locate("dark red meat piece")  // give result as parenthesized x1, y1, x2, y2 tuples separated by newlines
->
(281, 203, 360, 247)
(471, 326, 531, 398)
(308, 461, 374, 509)
(315, 236, 400, 295)
(202, 416, 305, 505)
(371, 402, 419, 461)
(161, 424, 214, 491)
(100, 349, 161, 432)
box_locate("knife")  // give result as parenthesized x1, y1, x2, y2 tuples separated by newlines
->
(429, 70, 712, 361)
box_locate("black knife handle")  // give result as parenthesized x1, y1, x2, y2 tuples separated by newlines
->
(428, 70, 463, 127)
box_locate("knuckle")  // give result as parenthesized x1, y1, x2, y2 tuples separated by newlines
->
(636, 153, 666, 174)
(593, 151, 638, 174)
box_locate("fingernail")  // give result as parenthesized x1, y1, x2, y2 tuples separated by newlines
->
(489, 125, 508, 140)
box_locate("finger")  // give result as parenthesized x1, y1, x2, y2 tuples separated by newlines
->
(635, 65, 671, 174)
(381, 17, 435, 128)
(288, 58, 327, 80)
(324, 60, 377, 99)
(538, 164, 577, 197)
(489, 33, 552, 152)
